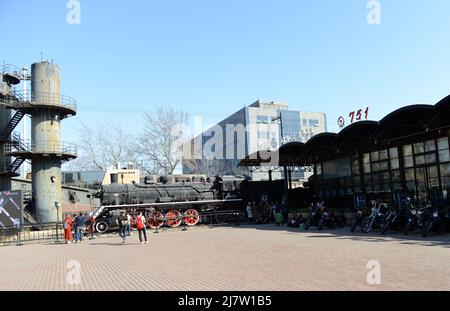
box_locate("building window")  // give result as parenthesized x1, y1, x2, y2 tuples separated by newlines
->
(438, 137, 450, 162)
(256, 116, 269, 124)
(257, 131, 270, 139)
(392, 170, 401, 191)
(390, 147, 399, 169)
(382, 171, 390, 192)
(303, 119, 307, 126)
(415, 155, 425, 165)
(351, 156, 360, 175)
(379, 149, 389, 160)
(414, 142, 424, 154)
(403, 145, 414, 168)
(425, 140, 436, 152)
(370, 149, 389, 173)
(308, 119, 319, 127)
(441, 163, 450, 188)
(363, 153, 371, 173)
(364, 174, 372, 192)
(405, 168, 415, 194)
(426, 153, 436, 164)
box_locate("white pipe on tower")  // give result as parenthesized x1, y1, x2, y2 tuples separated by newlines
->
(22, 67, 29, 179)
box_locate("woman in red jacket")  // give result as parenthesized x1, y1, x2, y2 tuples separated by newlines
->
(64, 214, 74, 244)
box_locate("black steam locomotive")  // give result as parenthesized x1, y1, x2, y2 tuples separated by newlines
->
(92, 175, 246, 233)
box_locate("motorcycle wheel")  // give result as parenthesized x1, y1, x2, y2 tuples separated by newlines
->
(361, 218, 373, 233)
(337, 216, 346, 228)
(318, 218, 324, 231)
(304, 219, 310, 230)
(403, 220, 411, 235)
(422, 220, 434, 238)
(381, 220, 391, 235)
(350, 221, 357, 232)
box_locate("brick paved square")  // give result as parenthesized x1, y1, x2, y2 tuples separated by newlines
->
(0, 225, 449, 291)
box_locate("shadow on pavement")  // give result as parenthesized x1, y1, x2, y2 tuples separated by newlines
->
(222, 223, 450, 248)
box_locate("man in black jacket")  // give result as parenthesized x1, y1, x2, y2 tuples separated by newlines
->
(116, 211, 129, 244)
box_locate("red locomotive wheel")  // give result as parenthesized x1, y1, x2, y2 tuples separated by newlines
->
(147, 211, 164, 229)
(183, 209, 200, 226)
(166, 210, 182, 228)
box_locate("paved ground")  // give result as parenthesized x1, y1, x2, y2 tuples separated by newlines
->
(0, 224, 449, 291)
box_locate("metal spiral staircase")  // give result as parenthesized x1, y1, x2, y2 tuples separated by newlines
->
(0, 65, 29, 176)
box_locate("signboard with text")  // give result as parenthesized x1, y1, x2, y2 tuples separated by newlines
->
(0, 190, 23, 228)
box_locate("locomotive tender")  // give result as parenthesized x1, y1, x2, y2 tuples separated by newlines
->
(92, 175, 246, 233)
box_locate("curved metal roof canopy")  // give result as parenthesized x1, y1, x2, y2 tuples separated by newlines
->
(279, 142, 307, 166)
(376, 104, 435, 142)
(429, 95, 450, 131)
(338, 120, 380, 153)
(239, 94, 450, 168)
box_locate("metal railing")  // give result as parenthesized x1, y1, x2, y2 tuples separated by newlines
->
(0, 160, 17, 173)
(1, 64, 23, 78)
(4, 139, 78, 157)
(0, 222, 64, 247)
(0, 90, 77, 112)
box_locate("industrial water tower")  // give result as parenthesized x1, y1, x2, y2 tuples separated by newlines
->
(0, 61, 77, 222)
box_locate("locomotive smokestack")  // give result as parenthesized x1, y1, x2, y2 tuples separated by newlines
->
(110, 173, 119, 184)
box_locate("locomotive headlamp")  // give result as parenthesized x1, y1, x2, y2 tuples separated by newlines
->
(433, 211, 439, 218)
(411, 209, 417, 215)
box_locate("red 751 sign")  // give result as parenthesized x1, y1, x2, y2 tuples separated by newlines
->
(349, 107, 369, 123)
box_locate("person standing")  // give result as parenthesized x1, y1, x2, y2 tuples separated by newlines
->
(271, 202, 277, 223)
(281, 201, 289, 226)
(63, 214, 73, 244)
(116, 211, 128, 244)
(135, 212, 148, 245)
(75, 212, 86, 243)
(88, 212, 95, 240)
(246, 202, 254, 224)
(126, 212, 132, 236)
(72, 213, 78, 241)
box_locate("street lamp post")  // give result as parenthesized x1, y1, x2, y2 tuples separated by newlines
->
(272, 113, 289, 204)
(55, 201, 61, 242)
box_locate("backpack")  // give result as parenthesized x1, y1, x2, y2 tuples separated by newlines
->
(136, 216, 144, 229)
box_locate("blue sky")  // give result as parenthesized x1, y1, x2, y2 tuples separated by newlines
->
(1, 0, 450, 143)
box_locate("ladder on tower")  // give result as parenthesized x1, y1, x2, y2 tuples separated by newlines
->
(6, 133, 29, 173)
(0, 110, 25, 141)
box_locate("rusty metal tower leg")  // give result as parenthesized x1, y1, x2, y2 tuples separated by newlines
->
(31, 62, 62, 222)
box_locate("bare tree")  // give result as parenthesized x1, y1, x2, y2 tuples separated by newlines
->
(138, 105, 189, 175)
(73, 121, 131, 171)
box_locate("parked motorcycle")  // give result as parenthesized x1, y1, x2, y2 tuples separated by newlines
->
(318, 208, 347, 230)
(443, 209, 450, 232)
(350, 208, 368, 232)
(304, 204, 322, 230)
(361, 201, 389, 233)
(381, 204, 407, 235)
(421, 203, 441, 237)
(403, 198, 422, 235)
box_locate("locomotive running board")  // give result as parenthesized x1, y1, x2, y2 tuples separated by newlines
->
(93, 199, 243, 218)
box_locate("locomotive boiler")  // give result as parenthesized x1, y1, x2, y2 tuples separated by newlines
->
(92, 175, 246, 233)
